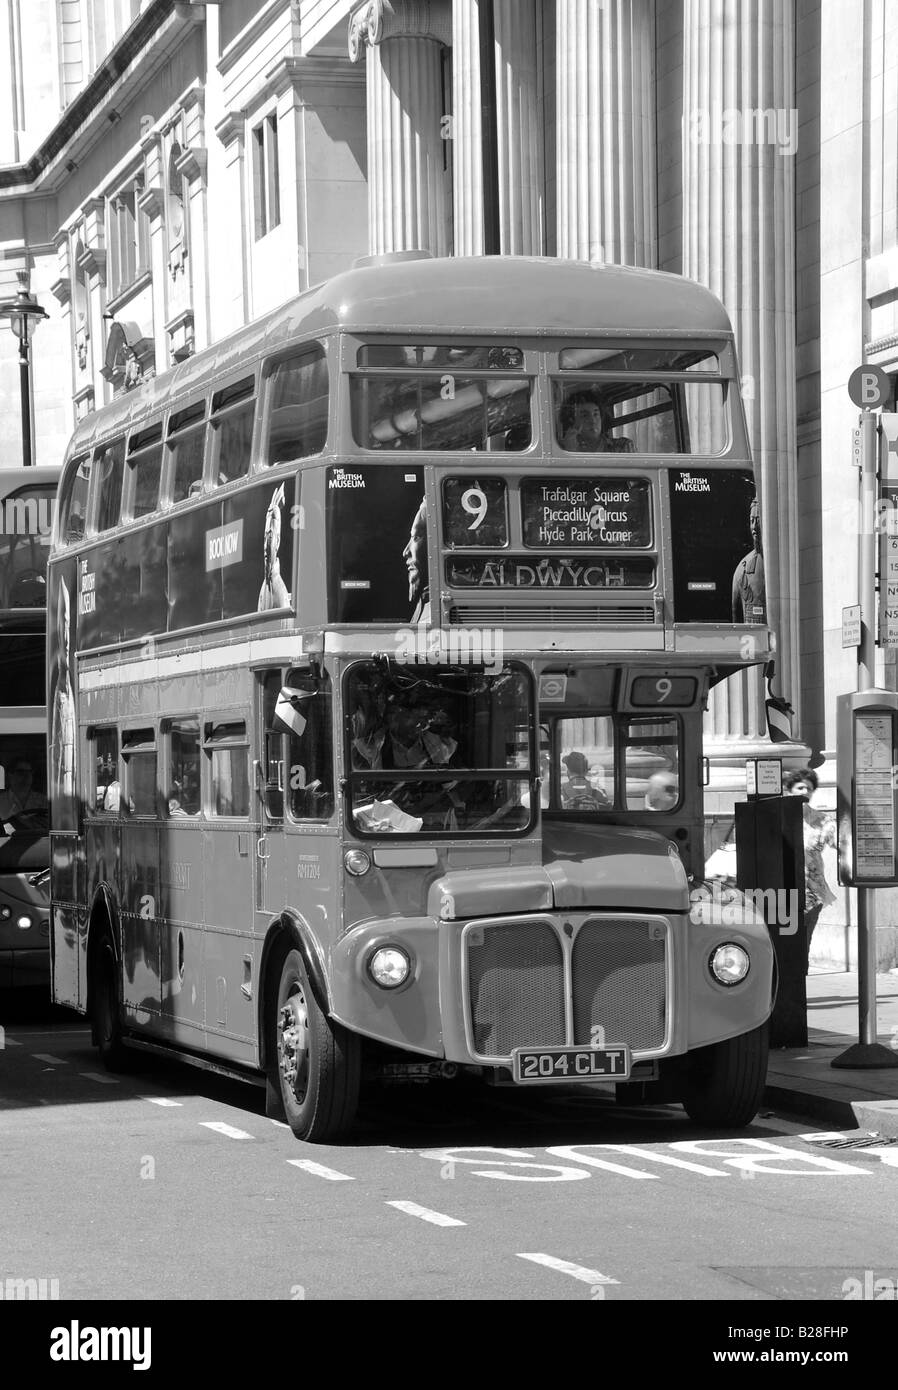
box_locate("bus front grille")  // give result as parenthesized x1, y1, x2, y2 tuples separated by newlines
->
(464, 916, 668, 1061)
(572, 919, 667, 1051)
(449, 603, 656, 626)
(466, 920, 565, 1056)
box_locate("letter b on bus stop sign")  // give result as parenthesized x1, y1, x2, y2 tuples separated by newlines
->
(848, 365, 891, 410)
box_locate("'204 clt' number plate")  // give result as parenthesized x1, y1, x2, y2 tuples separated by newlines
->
(512, 1046, 631, 1083)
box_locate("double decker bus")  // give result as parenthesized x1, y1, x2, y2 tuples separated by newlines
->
(49, 254, 776, 1139)
(0, 467, 57, 987)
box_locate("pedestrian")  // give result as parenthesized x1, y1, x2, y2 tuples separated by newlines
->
(784, 767, 836, 972)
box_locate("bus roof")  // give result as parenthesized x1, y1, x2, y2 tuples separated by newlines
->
(63, 256, 734, 456)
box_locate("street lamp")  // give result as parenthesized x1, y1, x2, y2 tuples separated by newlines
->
(0, 276, 49, 467)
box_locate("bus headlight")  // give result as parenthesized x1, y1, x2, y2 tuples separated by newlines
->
(344, 849, 371, 876)
(0, 905, 10, 920)
(709, 943, 750, 986)
(368, 946, 410, 989)
(16, 914, 33, 932)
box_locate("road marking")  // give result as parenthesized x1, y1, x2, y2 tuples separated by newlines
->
(548, 1144, 728, 1177)
(32, 1053, 67, 1065)
(518, 1254, 620, 1286)
(199, 1121, 254, 1140)
(287, 1159, 355, 1182)
(79, 1072, 120, 1085)
(3, 1037, 22, 1046)
(141, 1097, 182, 1107)
(386, 1201, 466, 1227)
(269, 1118, 289, 1129)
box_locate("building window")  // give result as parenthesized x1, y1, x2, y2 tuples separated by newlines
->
(252, 113, 280, 240)
(167, 142, 187, 275)
(108, 185, 149, 299)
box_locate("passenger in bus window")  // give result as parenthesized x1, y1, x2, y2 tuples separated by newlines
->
(403, 498, 430, 623)
(561, 393, 635, 453)
(645, 771, 678, 811)
(167, 786, 190, 818)
(561, 751, 611, 809)
(97, 756, 121, 813)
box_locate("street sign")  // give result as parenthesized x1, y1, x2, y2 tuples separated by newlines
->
(746, 757, 782, 798)
(880, 526, 898, 647)
(848, 365, 891, 409)
(842, 604, 861, 647)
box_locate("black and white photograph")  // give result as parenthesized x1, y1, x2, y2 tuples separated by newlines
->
(0, 0, 897, 1363)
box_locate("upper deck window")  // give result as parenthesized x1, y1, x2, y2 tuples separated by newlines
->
(0, 484, 54, 607)
(58, 455, 91, 547)
(559, 346, 720, 373)
(266, 346, 328, 465)
(167, 402, 207, 503)
(211, 377, 255, 485)
(554, 379, 730, 455)
(125, 423, 164, 520)
(93, 440, 126, 533)
(351, 342, 531, 452)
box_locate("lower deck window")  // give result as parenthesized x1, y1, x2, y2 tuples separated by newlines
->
(204, 720, 249, 817)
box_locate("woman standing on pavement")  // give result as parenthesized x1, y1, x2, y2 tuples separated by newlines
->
(784, 768, 836, 973)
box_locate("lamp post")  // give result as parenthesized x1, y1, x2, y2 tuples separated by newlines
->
(0, 277, 49, 467)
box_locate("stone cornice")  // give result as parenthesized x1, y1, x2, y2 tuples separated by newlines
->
(214, 110, 246, 148)
(175, 146, 208, 182)
(265, 54, 366, 100)
(348, 0, 451, 62)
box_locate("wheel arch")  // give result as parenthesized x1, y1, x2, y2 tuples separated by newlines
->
(257, 911, 332, 1073)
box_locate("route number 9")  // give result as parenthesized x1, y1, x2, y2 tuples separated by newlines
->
(655, 678, 672, 703)
(461, 487, 488, 531)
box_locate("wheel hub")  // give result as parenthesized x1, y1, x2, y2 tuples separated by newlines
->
(279, 991, 309, 1100)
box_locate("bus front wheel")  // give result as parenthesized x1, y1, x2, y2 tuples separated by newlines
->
(681, 1022, 769, 1129)
(271, 947, 360, 1143)
(91, 935, 131, 1072)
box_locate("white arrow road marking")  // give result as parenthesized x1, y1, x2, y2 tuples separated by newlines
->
(199, 1121, 254, 1139)
(386, 1201, 465, 1227)
(287, 1159, 355, 1181)
(518, 1254, 620, 1286)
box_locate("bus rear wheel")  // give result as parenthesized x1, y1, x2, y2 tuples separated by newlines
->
(272, 947, 360, 1143)
(681, 1021, 769, 1129)
(91, 935, 131, 1073)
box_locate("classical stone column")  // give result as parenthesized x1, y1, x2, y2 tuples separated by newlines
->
(682, 0, 804, 770)
(494, 0, 544, 254)
(349, 0, 452, 256)
(555, 0, 657, 266)
(451, 0, 484, 255)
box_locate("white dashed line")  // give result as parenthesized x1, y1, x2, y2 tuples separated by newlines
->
(199, 1122, 254, 1140)
(518, 1253, 620, 1286)
(386, 1201, 466, 1227)
(287, 1159, 355, 1182)
(141, 1097, 183, 1107)
(32, 1054, 67, 1065)
(269, 1118, 289, 1129)
(79, 1072, 120, 1085)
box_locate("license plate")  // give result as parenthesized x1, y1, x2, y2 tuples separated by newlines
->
(512, 1046, 631, 1083)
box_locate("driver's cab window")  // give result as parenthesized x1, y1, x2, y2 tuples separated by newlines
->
(557, 717, 613, 809)
(623, 717, 680, 812)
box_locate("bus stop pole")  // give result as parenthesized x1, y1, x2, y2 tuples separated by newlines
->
(833, 410, 898, 1067)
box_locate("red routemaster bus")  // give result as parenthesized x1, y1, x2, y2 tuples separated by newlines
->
(0, 467, 58, 987)
(49, 254, 775, 1139)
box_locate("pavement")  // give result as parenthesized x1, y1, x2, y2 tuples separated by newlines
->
(764, 969, 898, 1133)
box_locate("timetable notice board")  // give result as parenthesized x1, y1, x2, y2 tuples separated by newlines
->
(853, 713, 897, 879)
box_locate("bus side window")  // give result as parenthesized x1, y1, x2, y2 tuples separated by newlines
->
(265, 345, 328, 465)
(211, 378, 255, 485)
(259, 670, 284, 819)
(166, 717, 201, 817)
(93, 439, 126, 534)
(91, 726, 121, 814)
(284, 668, 333, 821)
(167, 402, 207, 504)
(125, 423, 164, 520)
(122, 728, 157, 817)
(204, 719, 250, 818)
(59, 455, 92, 544)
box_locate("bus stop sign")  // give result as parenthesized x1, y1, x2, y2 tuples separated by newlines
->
(848, 365, 891, 410)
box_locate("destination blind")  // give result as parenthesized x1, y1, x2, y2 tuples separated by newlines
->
(520, 477, 650, 548)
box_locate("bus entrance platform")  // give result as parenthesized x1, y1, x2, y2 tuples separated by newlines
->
(764, 970, 898, 1133)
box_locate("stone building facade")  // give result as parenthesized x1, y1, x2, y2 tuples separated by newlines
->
(1, 0, 896, 964)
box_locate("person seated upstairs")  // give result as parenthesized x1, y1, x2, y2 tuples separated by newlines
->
(561, 393, 635, 453)
(561, 751, 610, 809)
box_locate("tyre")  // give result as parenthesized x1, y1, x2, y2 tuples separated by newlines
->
(271, 947, 360, 1143)
(681, 1021, 769, 1128)
(91, 934, 132, 1072)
